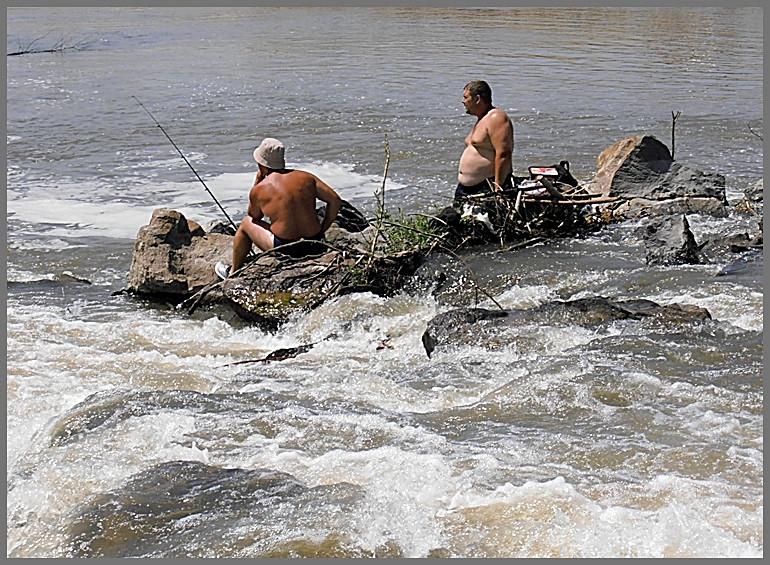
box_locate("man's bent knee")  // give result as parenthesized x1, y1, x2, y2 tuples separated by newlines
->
(239, 217, 274, 251)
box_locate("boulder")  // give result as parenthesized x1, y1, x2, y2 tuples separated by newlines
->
(421, 308, 508, 358)
(422, 297, 711, 356)
(126, 209, 232, 299)
(588, 136, 727, 218)
(217, 240, 424, 329)
(643, 213, 700, 266)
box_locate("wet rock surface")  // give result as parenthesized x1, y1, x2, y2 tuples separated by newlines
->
(422, 297, 712, 357)
(61, 459, 366, 558)
(642, 213, 701, 266)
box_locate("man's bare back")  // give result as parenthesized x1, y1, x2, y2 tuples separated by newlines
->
(251, 169, 331, 241)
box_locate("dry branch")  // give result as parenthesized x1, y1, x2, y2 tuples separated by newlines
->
(8, 34, 91, 56)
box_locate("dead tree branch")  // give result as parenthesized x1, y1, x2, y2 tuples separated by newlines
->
(8, 34, 91, 56)
(671, 110, 681, 160)
(363, 135, 390, 277)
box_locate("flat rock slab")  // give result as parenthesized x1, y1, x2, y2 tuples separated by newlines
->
(422, 296, 711, 357)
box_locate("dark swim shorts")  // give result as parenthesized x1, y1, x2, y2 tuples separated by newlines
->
(454, 175, 513, 204)
(271, 231, 327, 258)
(273, 231, 324, 247)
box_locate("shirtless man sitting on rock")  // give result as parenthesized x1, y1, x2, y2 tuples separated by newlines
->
(216, 137, 341, 279)
(455, 80, 515, 205)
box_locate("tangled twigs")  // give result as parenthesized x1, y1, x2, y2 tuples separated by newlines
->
(363, 135, 391, 279)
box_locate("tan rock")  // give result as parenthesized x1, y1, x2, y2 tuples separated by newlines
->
(127, 209, 232, 299)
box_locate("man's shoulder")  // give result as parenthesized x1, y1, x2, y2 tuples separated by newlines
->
(488, 107, 512, 123)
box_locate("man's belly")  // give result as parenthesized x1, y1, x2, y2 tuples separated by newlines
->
(458, 145, 495, 185)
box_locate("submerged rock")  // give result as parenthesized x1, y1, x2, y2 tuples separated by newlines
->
(61, 459, 367, 558)
(422, 296, 711, 356)
(421, 308, 509, 358)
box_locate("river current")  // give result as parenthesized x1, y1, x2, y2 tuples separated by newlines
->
(6, 7, 763, 558)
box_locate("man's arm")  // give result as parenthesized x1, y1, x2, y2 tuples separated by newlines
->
(314, 177, 341, 233)
(246, 184, 264, 221)
(488, 110, 514, 190)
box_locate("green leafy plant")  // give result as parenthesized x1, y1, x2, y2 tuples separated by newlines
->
(382, 211, 443, 254)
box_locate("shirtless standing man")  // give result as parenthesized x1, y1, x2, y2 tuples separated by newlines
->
(216, 137, 341, 278)
(455, 80, 515, 205)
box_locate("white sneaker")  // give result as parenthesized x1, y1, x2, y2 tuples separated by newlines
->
(214, 261, 231, 280)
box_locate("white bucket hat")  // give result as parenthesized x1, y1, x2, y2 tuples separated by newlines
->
(253, 137, 285, 170)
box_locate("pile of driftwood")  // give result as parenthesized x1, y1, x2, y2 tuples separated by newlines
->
(434, 180, 614, 251)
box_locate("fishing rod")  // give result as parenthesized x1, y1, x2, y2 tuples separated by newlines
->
(132, 95, 238, 231)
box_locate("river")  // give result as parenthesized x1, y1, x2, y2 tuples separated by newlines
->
(6, 6, 763, 558)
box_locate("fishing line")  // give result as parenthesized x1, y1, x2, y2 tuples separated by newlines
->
(132, 95, 237, 231)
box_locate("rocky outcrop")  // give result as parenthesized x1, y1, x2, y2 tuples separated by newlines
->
(214, 236, 423, 329)
(422, 297, 712, 357)
(124, 202, 427, 329)
(126, 209, 232, 299)
(123, 135, 748, 329)
(642, 214, 701, 266)
(589, 135, 728, 218)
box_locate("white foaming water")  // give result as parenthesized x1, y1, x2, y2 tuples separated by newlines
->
(437, 476, 762, 558)
(645, 285, 763, 332)
(6, 161, 406, 241)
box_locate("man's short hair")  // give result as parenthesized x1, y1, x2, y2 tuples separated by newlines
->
(464, 80, 492, 104)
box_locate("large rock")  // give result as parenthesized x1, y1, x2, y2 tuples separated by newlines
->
(126, 209, 232, 299)
(219, 241, 424, 329)
(643, 214, 700, 266)
(422, 297, 711, 356)
(421, 308, 508, 358)
(589, 136, 727, 218)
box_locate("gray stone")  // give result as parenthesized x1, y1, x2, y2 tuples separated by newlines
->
(588, 135, 727, 218)
(421, 297, 711, 356)
(643, 213, 700, 266)
(422, 308, 508, 357)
